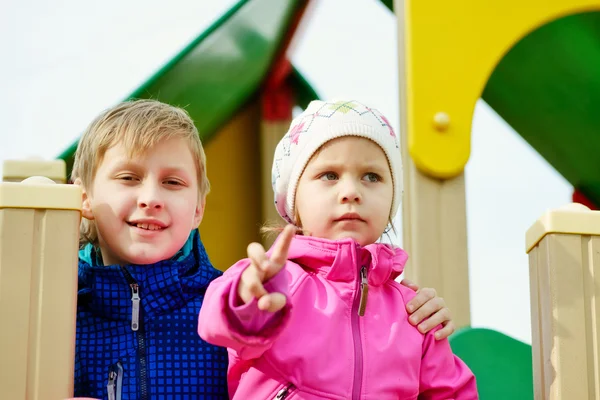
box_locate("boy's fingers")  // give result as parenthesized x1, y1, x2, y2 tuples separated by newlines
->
(247, 242, 269, 273)
(409, 296, 444, 326)
(400, 278, 419, 292)
(406, 287, 436, 313)
(257, 292, 287, 313)
(416, 306, 450, 334)
(434, 320, 456, 340)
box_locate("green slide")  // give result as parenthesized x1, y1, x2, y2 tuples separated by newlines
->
(449, 328, 534, 399)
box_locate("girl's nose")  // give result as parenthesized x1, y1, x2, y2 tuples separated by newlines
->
(339, 179, 362, 204)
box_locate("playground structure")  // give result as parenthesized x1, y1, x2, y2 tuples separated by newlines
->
(2, 0, 600, 397)
(0, 176, 81, 399)
(2, 159, 67, 183)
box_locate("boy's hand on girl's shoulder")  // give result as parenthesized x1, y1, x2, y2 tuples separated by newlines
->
(238, 225, 295, 313)
(401, 279, 455, 340)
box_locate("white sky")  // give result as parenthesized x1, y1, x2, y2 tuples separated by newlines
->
(1, 0, 572, 344)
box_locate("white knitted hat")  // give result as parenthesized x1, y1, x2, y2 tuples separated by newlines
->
(271, 99, 402, 224)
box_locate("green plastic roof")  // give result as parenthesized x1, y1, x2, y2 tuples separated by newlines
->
(57, 0, 318, 171)
(383, 2, 600, 204)
(483, 12, 600, 203)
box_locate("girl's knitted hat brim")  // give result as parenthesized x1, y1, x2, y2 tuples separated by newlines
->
(271, 99, 403, 225)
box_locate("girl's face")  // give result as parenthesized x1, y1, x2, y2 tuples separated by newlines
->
(295, 136, 393, 246)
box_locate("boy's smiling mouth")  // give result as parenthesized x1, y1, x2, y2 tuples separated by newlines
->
(127, 219, 167, 231)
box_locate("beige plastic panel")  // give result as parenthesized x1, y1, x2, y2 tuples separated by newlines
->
(526, 202, 600, 252)
(0, 177, 81, 211)
(2, 159, 67, 183)
(527, 204, 600, 399)
(401, 168, 471, 328)
(0, 178, 81, 399)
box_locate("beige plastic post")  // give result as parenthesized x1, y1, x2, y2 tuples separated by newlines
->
(2, 159, 67, 183)
(0, 176, 81, 399)
(526, 203, 600, 400)
(400, 168, 471, 329)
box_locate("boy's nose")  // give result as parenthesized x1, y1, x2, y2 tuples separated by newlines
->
(138, 184, 164, 209)
(139, 198, 163, 209)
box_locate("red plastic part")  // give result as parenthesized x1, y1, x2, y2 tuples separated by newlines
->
(573, 189, 598, 210)
(262, 1, 312, 121)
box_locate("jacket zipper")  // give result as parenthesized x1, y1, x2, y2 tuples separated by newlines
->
(131, 283, 140, 331)
(107, 362, 123, 400)
(120, 266, 149, 400)
(358, 266, 369, 316)
(351, 243, 369, 400)
(274, 383, 296, 399)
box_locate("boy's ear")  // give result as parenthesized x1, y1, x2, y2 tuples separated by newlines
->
(193, 196, 206, 228)
(74, 178, 94, 221)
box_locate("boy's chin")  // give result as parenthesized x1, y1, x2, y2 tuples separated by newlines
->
(125, 248, 179, 266)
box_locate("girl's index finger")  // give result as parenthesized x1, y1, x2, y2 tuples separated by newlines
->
(268, 225, 295, 268)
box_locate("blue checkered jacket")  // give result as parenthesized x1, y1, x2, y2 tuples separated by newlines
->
(74, 230, 229, 399)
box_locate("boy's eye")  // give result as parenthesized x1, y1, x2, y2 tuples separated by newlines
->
(364, 173, 381, 182)
(164, 179, 183, 186)
(118, 175, 137, 181)
(319, 172, 338, 181)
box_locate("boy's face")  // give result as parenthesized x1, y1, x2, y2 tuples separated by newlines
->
(81, 137, 204, 266)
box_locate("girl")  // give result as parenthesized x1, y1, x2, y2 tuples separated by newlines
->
(198, 99, 478, 399)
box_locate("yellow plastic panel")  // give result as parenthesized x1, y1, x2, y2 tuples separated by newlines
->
(400, 0, 600, 178)
(201, 101, 262, 271)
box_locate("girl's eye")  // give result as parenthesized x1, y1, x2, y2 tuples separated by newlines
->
(364, 173, 381, 182)
(118, 175, 137, 181)
(320, 172, 338, 181)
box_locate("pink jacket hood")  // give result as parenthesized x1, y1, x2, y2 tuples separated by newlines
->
(280, 235, 409, 286)
(199, 235, 478, 400)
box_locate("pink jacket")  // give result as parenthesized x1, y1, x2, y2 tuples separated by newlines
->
(199, 235, 477, 399)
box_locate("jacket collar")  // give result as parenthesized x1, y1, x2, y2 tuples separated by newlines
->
(272, 235, 408, 286)
(77, 229, 221, 321)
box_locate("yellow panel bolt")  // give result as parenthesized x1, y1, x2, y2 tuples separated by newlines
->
(433, 112, 450, 131)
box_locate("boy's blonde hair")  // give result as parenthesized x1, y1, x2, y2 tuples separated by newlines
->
(71, 99, 210, 246)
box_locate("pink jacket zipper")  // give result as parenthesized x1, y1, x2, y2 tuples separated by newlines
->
(351, 241, 369, 400)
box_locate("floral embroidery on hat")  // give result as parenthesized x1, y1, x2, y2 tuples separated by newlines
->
(328, 100, 357, 114)
(380, 114, 396, 138)
(289, 122, 305, 145)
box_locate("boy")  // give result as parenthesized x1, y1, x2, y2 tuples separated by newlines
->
(71, 99, 454, 399)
